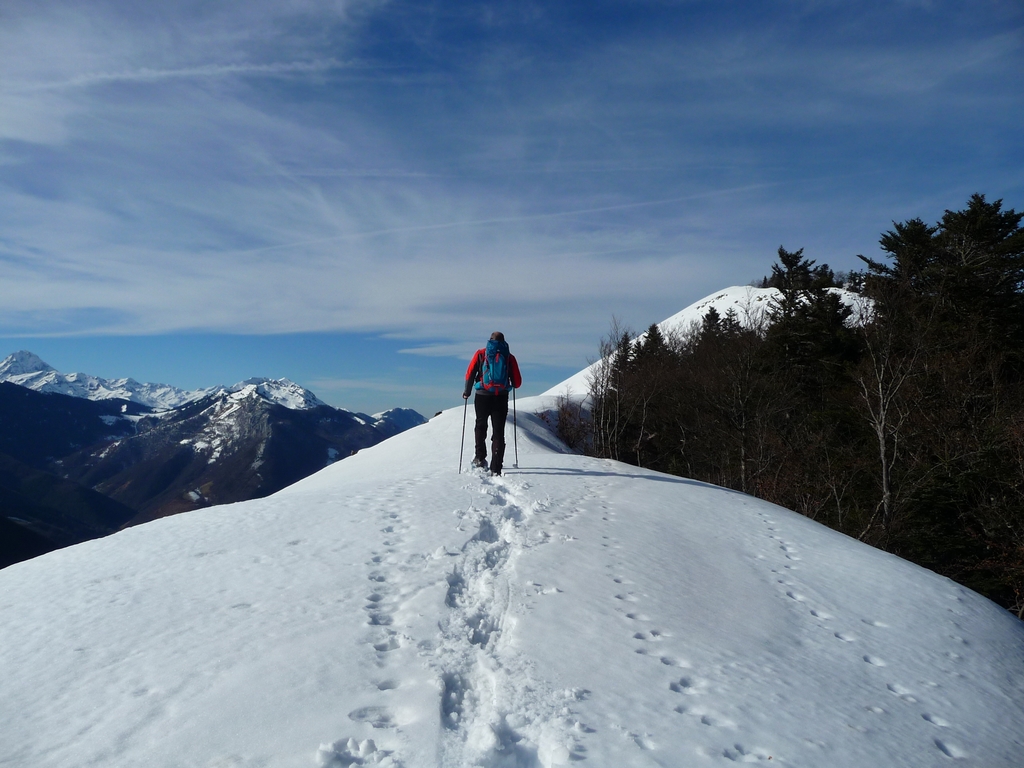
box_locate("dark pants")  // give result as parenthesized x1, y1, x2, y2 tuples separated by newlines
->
(474, 392, 509, 471)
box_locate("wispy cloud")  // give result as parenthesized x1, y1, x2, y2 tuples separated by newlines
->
(1, 0, 1021, 377)
(19, 59, 353, 92)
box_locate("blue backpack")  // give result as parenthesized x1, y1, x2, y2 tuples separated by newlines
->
(480, 339, 511, 393)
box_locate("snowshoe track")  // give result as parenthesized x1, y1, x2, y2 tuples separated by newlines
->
(435, 473, 577, 768)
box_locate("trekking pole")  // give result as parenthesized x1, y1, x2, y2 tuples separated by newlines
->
(512, 388, 519, 469)
(459, 397, 468, 474)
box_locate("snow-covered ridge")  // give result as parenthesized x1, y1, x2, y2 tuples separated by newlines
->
(229, 378, 327, 410)
(371, 407, 426, 432)
(0, 352, 330, 412)
(545, 285, 868, 398)
(1, 395, 1021, 767)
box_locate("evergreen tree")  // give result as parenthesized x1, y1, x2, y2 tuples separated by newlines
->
(768, 246, 814, 322)
(700, 307, 722, 341)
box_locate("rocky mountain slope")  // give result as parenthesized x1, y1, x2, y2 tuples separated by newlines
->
(57, 383, 417, 525)
(0, 353, 426, 566)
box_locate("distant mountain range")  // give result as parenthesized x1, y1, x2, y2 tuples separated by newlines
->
(0, 350, 215, 410)
(0, 352, 425, 568)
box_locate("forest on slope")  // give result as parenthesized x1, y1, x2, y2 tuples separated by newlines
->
(557, 194, 1024, 617)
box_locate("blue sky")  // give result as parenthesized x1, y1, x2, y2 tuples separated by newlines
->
(2, 0, 1022, 416)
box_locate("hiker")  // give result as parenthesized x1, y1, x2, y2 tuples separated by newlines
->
(463, 332, 522, 475)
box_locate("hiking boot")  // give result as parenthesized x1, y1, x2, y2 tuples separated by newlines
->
(490, 467, 502, 476)
(472, 458, 489, 470)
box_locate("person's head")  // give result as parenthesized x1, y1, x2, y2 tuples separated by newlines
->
(490, 331, 505, 342)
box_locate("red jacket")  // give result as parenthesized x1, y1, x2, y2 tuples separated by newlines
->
(464, 349, 522, 397)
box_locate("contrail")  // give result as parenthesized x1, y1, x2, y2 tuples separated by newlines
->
(19, 59, 351, 92)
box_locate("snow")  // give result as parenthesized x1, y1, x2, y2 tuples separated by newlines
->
(1, 395, 1022, 768)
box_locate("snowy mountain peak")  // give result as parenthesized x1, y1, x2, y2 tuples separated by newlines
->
(229, 378, 327, 410)
(0, 350, 56, 377)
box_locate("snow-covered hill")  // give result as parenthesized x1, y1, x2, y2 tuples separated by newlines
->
(544, 285, 868, 399)
(2, 394, 1021, 768)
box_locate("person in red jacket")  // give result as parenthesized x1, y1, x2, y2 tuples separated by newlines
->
(463, 331, 522, 475)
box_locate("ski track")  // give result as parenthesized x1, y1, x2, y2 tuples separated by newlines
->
(434, 471, 576, 767)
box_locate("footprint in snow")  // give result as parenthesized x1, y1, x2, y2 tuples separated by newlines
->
(660, 656, 691, 668)
(934, 740, 968, 759)
(373, 634, 402, 653)
(632, 734, 656, 750)
(834, 632, 856, 642)
(347, 706, 395, 729)
(863, 655, 886, 667)
(923, 713, 951, 727)
(676, 705, 737, 729)
(700, 713, 737, 729)
(670, 676, 709, 695)
(722, 744, 774, 762)
(886, 683, 917, 703)
(316, 737, 399, 767)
